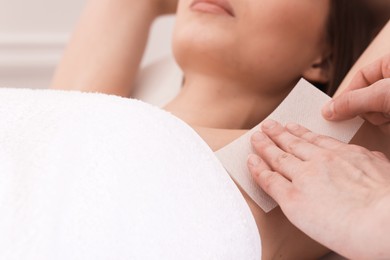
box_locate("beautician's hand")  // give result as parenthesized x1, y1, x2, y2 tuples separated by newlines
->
(247, 120, 390, 260)
(322, 54, 390, 134)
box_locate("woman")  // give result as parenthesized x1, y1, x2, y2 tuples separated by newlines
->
(51, 0, 388, 258)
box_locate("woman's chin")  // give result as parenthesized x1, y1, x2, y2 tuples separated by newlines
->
(173, 34, 232, 71)
(172, 19, 234, 53)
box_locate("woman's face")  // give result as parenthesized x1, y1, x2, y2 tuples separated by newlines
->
(173, 0, 331, 94)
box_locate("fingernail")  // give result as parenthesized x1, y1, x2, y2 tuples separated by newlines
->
(262, 119, 277, 129)
(252, 131, 266, 142)
(323, 101, 334, 119)
(248, 154, 262, 167)
(286, 123, 300, 131)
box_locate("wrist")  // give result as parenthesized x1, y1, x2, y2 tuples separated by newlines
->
(357, 192, 390, 259)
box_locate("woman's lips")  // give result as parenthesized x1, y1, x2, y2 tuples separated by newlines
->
(190, 0, 235, 17)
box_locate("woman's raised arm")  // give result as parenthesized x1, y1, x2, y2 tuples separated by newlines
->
(50, 0, 177, 97)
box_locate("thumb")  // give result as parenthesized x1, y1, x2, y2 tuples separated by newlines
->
(322, 80, 390, 121)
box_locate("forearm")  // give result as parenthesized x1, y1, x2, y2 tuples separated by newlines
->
(51, 0, 158, 97)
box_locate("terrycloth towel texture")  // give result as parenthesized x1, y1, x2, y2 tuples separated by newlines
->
(0, 89, 261, 260)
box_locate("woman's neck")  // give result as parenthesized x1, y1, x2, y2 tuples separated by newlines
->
(164, 74, 287, 130)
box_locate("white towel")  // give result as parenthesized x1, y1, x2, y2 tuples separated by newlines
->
(0, 88, 261, 260)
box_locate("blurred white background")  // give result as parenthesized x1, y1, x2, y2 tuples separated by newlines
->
(0, 0, 176, 88)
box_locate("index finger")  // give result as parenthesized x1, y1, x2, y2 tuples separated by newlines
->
(346, 53, 390, 92)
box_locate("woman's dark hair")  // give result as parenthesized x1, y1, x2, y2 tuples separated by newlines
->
(320, 0, 389, 96)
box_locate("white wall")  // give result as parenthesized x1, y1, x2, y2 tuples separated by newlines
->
(0, 0, 85, 33)
(0, 0, 175, 88)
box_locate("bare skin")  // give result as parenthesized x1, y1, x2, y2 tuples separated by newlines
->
(51, 0, 170, 96)
(323, 53, 390, 133)
(51, 1, 387, 259)
(248, 120, 390, 260)
(332, 22, 390, 160)
(335, 21, 390, 94)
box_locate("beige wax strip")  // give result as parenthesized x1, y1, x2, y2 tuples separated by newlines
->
(215, 78, 364, 213)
